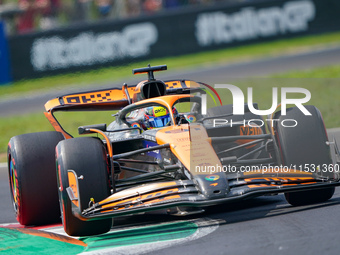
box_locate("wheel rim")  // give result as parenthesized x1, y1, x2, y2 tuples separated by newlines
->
(9, 158, 18, 214)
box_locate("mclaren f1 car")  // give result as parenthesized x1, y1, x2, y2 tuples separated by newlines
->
(7, 65, 340, 236)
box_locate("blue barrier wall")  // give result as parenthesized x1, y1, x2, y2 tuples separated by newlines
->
(0, 22, 11, 84)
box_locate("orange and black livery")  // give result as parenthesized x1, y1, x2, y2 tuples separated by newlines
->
(7, 64, 340, 236)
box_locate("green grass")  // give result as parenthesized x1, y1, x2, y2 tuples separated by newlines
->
(1, 31, 340, 98)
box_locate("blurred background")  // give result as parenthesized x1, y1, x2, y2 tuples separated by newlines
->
(0, 0, 249, 35)
(1, 0, 339, 81)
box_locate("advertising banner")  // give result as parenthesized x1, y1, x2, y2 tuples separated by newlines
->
(8, 0, 340, 80)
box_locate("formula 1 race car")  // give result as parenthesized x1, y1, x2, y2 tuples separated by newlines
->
(7, 65, 340, 236)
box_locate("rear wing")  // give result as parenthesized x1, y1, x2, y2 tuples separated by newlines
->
(44, 80, 203, 139)
(44, 80, 202, 112)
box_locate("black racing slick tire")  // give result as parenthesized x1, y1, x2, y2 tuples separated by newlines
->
(274, 105, 335, 206)
(7, 131, 64, 225)
(56, 137, 112, 236)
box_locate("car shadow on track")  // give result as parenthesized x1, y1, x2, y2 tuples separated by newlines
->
(111, 191, 340, 230)
(204, 192, 340, 226)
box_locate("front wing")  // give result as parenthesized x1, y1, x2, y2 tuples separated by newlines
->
(67, 172, 340, 221)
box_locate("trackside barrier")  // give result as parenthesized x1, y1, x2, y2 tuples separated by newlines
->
(6, 0, 340, 81)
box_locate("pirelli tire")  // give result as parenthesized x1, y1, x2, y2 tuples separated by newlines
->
(56, 137, 112, 236)
(274, 105, 335, 206)
(7, 131, 64, 225)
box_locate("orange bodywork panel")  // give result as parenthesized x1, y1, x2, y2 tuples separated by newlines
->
(96, 181, 180, 211)
(101, 188, 180, 210)
(67, 171, 79, 208)
(98, 181, 178, 205)
(44, 111, 72, 139)
(155, 123, 222, 175)
(44, 98, 60, 111)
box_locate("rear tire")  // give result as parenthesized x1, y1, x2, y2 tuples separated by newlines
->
(274, 106, 334, 206)
(56, 137, 112, 236)
(7, 131, 64, 225)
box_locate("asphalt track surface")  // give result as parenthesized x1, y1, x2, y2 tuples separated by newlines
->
(1, 45, 340, 117)
(1, 47, 340, 254)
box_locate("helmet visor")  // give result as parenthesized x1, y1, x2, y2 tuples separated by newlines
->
(148, 115, 171, 128)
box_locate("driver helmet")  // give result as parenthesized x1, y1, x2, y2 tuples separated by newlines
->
(144, 106, 177, 129)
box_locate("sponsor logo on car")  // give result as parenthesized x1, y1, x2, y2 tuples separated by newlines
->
(205, 175, 220, 181)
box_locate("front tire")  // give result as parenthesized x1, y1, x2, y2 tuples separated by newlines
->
(7, 131, 64, 225)
(56, 137, 112, 236)
(274, 105, 335, 206)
